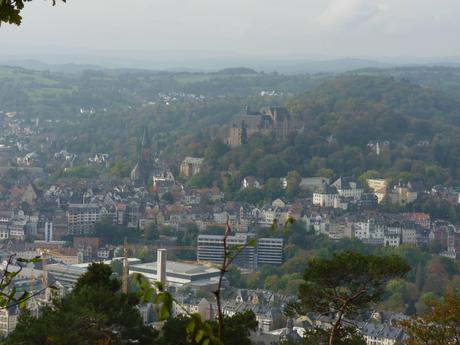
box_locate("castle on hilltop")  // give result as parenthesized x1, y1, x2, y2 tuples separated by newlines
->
(226, 106, 292, 147)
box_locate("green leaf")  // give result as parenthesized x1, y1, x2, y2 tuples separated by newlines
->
(195, 329, 205, 343)
(247, 238, 257, 247)
(31, 256, 42, 263)
(186, 318, 196, 334)
(154, 281, 164, 292)
(18, 291, 30, 309)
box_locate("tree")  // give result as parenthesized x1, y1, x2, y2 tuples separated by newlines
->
(281, 327, 365, 345)
(399, 289, 460, 345)
(0, 0, 65, 26)
(145, 222, 159, 242)
(161, 192, 175, 204)
(265, 177, 284, 199)
(293, 252, 410, 345)
(225, 265, 243, 288)
(216, 310, 258, 345)
(157, 311, 257, 345)
(6, 263, 155, 345)
(0, 254, 41, 310)
(286, 170, 301, 199)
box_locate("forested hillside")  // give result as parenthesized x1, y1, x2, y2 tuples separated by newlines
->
(176, 75, 460, 196)
(2, 67, 460, 189)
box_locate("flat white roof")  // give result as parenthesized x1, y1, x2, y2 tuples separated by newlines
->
(72, 257, 142, 268)
(131, 261, 219, 276)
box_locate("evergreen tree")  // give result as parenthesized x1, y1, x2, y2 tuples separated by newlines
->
(6, 263, 156, 345)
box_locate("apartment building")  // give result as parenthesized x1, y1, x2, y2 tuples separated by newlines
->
(67, 204, 101, 235)
(197, 234, 283, 269)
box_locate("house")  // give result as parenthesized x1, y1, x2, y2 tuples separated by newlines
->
(0, 305, 18, 336)
(0, 294, 40, 336)
(360, 322, 405, 345)
(367, 178, 387, 192)
(384, 225, 401, 247)
(353, 219, 385, 245)
(442, 227, 460, 259)
(360, 311, 407, 345)
(367, 178, 388, 203)
(401, 212, 431, 229)
(312, 183, 338, 207)
(355, 193, 378, 209)
(242, 176, 263, 189)
(332, 177, 364, 201)
(388, 181, 419, 206)
(401, 225, 417, 245)
(223, 289, 285, 332)
(430, 220, 452, 251)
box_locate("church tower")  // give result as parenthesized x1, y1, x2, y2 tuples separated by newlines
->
(130, 128, 153, 186)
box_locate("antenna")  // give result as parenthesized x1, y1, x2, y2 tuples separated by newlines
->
(122, 238, 129, 294)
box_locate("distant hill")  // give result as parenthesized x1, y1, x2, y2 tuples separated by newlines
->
(291, 75, 460, 126)
(0, 59, 105, 74)
(256, 58, 393, 74)
(216, 67, 258, 75)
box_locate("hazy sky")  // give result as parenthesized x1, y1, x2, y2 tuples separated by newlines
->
(1, 0, 460, 64)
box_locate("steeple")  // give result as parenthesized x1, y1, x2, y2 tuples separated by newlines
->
(131, 128, 153, 186)
(141, 127, 151, 148)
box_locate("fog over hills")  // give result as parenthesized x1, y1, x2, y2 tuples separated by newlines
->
(2, 54, 460, 75)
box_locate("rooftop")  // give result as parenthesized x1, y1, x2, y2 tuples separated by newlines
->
(131, 260, 219, 276)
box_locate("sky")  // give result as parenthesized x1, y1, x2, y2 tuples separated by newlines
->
(1, 0, 460, 68)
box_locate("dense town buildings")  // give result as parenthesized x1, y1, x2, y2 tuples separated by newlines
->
(0, 103, 460, 343)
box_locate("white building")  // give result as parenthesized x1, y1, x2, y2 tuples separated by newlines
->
(332, 177, 364, 201)
(256, 238, 284, 266)
(129, 260, 221, 289)
(313, 184, 338, 207)
(242, 176, 263, 189)
(384, 226, 401, 247)
(353, 220, 385, 245)
(67, 204, 101, 235)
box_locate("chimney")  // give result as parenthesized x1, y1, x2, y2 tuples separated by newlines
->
(45, 222, 53, 243)
(157, 249, 167, 287)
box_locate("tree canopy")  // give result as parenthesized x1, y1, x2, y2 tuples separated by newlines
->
(292, 251, 410, 345)
(0, 0, 65, 26)
(399, 288, 460, 345)
(6, 263, 155, 345)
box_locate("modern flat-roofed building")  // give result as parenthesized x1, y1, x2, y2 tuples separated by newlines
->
(129, 260, 221, 289)
(67, 204, 101, 235)
(256, 238, 283, 266)
(197, 234, 283, 269)
(197, 234, 256, 269)
(47, 263, 87, 288)
(47, 258, 142, 289)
